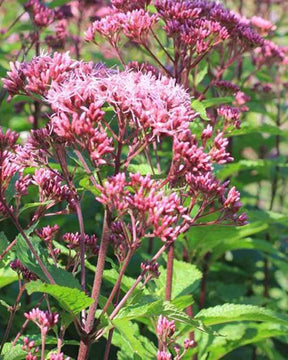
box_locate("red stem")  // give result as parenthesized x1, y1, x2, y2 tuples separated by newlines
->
(77, 210, 110, 360)
(165, 243, 174, 301)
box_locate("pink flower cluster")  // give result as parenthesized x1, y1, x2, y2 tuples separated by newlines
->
(97, 173, 187, 242)
(85, 9, 158, 45)
(24, 308, 59, 334)
(36, 224, 59, 243)
(10, 259, 38, 281)
(24, 0, 57, 27)
(22, 337, 39, 360)
(155, 0, 264, 51)
(32, 168, 74, 206)
(157, 315, 175, 340)
(63, 232, 99, 255)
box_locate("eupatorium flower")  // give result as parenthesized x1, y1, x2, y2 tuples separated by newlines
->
(24, 308, 59, 334)
(157, 315, 175, 339)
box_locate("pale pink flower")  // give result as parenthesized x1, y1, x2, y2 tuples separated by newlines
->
(24, 308, 59, 334)
(157, 351, 172, 360)
(209, 132, 233, 164)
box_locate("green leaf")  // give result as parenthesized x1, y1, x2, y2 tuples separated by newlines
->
(25, 280, 93, 316)
(0, 232, 9, 255)
(79, 175, 101, 196)
(201, 97, 234, 108)
(127, 163, 157, 176)
(114, 298, 205, 332)
(155, 259, 202, 299)
(19, 201, 54, 215)
(195, 63, 208, 86)
(0, 343, 26, 360)
(48, 0, 71, 7)
(103, 268, 141, 295)
(113, 320, 156, 360)
(197, 322, 288, 360)
(0, 267, 18, 289)
(195, 304, 288, 327)
(182, 222, 268, 260)
(191, 100, 209, 121)
(210, 237, 287, 263)
(16, 233, 80, 289)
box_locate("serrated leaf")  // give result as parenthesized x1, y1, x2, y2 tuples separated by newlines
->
(195, 304, 288, 327)
(0, 343, 26, 360)
(197, 322, 288, 360)
(26, 280, 93, 316)
(182, 222, 268, 260)
(16, 233, 80, 289)
(0, 232, 9, 254)
(114, 298, 206, 332)
(113, 320, 156, 360)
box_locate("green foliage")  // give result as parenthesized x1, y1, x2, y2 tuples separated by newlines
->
(25, 280, 94, 316)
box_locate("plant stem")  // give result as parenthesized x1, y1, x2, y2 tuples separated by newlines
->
(199, 253, 210, 309)
(165, 242, 174, 301)
(77, 210, 110, 360)
(0, 197, 55, 284)
(0, 238, 16, 262)
(75, 202, 86, 293)
(0, 285, 25, 354)
(101, 248, 134, 316)
(109, 243, 168, 321)
(41, 330, 46, 360)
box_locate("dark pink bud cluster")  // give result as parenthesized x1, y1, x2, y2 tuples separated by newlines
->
(36, 224, 59, 243)
(45, 20, 67, 49)
(180, 18, 229, 54)
(0, 128, 19, 150)
(155, 0, 264, 51)
(24, 0, 56, 27)
(10, 259, 38, 281)
(217, 105, 241, 129)
(15, 174, 32, 196)
(253, 40, 288, 67)
(126, 61, 161, 78)
(172, 131, 212, 180)
(24, 308, 59, 334)
(0, 152, 20, 194)
(184, 338, 196, 349)
(97, 173, 187, 242)
(63, 233, 99, 255)
(22, 337, 39, 360)
(112, 0, 151, 12)
(32, 168, 74, 206)
(209, 132, 233, 165)
(141, 261, 160, 278)
(214, 80, 240, 94)
(109, 221, 131, 262)
(223, 186, 242, 213)
(157, 315, 175, 340)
